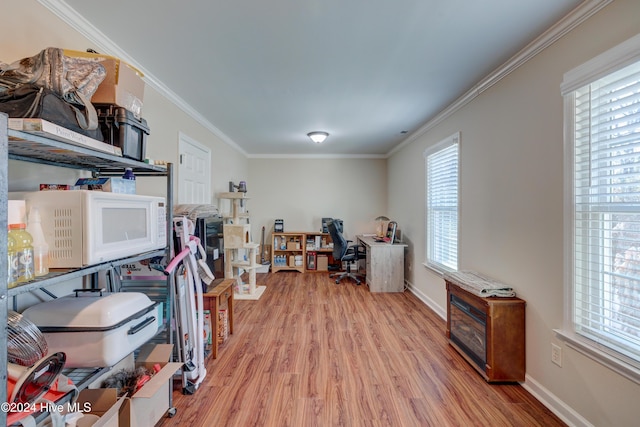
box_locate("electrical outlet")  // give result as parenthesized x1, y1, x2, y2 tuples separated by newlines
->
(551, 343, 562, 367)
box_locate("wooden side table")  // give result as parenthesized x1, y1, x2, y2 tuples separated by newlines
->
(203, 278, 235, 359)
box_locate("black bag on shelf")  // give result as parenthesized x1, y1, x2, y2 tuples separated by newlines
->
(0, 84, 104, 141)
(0, 47, 106, 131)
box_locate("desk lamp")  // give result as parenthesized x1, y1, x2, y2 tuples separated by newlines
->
(375, 215, 390, 237)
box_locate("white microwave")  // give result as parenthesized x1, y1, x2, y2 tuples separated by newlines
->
(10, 190, 167, 267)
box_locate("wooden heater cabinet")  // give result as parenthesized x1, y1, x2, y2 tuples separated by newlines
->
(445, 280, 526, 382)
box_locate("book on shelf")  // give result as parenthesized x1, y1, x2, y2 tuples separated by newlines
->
(8, 118, 122, 157)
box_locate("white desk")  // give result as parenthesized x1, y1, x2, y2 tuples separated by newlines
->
(357, 235, 407, 292)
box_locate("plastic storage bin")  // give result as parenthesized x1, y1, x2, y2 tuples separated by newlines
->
(97, 104, 150, 161)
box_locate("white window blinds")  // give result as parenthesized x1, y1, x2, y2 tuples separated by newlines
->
(564, 34, 640, 364)
(425, 133, 459, 272)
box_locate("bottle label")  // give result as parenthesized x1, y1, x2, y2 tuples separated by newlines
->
(8, 252, 19, 287)
(16, 248, 35, 282)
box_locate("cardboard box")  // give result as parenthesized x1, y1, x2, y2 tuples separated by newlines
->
(119, 260, 166, 279)
(286, 241, 299, 250)
(317, 255, 329, 271)
(75, 177, 136, 194)
(74, 388, 126, 427)
(119, 343, 182, 427)
(255, 244, 271, 265)
(40, 184, 73, 191)
(218, 309, 228, 344)
(64, 50, 145, 115)
(203, 310, 212, 346)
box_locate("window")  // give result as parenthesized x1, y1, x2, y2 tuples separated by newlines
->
(561, 34, 640, 377)
(424, 133, 460, 273)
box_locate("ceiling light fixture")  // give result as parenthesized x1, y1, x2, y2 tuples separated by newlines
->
(307, 131, 329, 144)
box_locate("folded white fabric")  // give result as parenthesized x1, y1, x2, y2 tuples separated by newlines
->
(173, 204, 220, 220)
(444, 270, 516, 298)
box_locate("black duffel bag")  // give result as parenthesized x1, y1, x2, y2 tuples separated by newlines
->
(0, 84, 104, 141)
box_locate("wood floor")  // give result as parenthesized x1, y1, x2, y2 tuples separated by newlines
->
(157, 272, 566, 427)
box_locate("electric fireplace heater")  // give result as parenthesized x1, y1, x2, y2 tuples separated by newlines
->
(445, 280, 526, 382)
(449, 293, 487, 371)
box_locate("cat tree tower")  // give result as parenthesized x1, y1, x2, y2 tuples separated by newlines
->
(217, 188, 266, 300)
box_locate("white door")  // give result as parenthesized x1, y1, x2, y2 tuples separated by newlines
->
(178, 132, 211, 204)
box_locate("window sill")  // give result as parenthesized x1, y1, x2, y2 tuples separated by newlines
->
(554, 329, 640, 386)
(422, 262, 454, 278)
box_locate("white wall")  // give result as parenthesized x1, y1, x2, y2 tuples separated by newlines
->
(389, 1, 640, 426)
(247, 157, 387, 243)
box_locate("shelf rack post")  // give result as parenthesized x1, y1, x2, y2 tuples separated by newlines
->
(0, 113, 8, 425)
(3, 120, 176, 424)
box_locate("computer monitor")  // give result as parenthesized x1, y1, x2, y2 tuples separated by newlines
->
(322, 217, 332, 233)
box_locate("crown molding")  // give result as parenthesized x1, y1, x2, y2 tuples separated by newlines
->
(387, 0, 613, 157)
(248, 153, 386, 160)
(38, 0, 611, 160)
(37, 0, 247, 157)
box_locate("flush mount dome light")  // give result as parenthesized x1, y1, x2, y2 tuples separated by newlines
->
(307, 131, 329, 144)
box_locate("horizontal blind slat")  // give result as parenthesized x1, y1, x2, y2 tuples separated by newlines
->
(571, 58, 640, 362)
(426, 139, 459, 270)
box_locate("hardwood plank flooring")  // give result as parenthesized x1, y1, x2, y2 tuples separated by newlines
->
(157, 272, 565, 427)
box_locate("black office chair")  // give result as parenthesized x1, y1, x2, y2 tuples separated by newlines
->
(327, 219, 366, 285)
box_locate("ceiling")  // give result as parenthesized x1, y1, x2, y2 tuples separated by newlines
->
(56, 0, 583, 157)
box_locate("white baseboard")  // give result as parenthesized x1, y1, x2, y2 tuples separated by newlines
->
(406, 280, 446, 321)
(522, 375, 593, 427)
(406, 279, 590, 427)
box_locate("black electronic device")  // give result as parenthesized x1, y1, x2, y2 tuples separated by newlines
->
(275, 219, 284, 232)
(322, 217, 332, 233)
(193, 215, 225, 279)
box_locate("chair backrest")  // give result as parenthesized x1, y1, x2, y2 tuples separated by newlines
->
(327, 219, 348, 260)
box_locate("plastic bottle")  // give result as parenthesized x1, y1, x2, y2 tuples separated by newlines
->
(122, 167, 136, 194)
(7, 229, 18, 288)
(9, 223, 34, 283)
(123, 167, 136, 180)
(27, 207, 49, 276)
